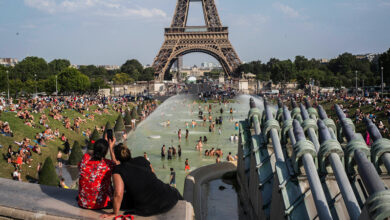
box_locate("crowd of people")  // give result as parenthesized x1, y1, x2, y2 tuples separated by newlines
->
(160, 144, 182, 160)
(0, 95, 158, 185)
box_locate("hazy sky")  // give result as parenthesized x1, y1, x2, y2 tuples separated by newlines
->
(0, 0, 389, 67)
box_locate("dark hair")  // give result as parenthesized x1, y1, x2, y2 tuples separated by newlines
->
(114, 143, 131, 163)
(170, 168, 174, 171)
(92, 139, 109, 161)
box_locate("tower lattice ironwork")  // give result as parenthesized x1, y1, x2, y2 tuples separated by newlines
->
(152, 0, 241, 81)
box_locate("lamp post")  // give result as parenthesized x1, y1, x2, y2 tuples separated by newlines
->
(355, 70, 358, 96)
(6, 70, 9, 100)
(34, 74, 37, 95)
(55, 75, 58, 96)
(381, 66, 384, 98)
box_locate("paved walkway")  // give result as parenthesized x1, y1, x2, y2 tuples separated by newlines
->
(0, 178, 193, 220)
(56, 166, 75, 187)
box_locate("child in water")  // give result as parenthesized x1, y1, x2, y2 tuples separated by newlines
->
(185, 158, 190, 172)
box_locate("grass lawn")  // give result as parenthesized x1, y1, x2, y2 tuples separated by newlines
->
(0, 106, 123, 182)
(318, 99, 390, 139)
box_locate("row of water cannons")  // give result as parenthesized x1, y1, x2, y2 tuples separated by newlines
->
(245, 97, 390, 220)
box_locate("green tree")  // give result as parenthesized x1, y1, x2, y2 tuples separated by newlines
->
(22, 79, 35, 94)
(124, 110, 132, 125)
(43, 75, 58, 94)
(103, 121, 113, 138)
(113, 73, 134, 85)
(205, 68, 223, 79)
(39, 157, 59, 186)
(68, 141, 83, 165)
(114, 114, 125, 132)
(131, 107, 138, 120)
(379, 48, 390, 85)
(137, 105, 143, 116)
(90, 78, 109, 92)
(0, 66, 9, 92)
(296, 69, 327, 87)
(90, 128, 100, 141)
(9, 79, 24, 97)
(79, 65, 109, 80)
(58, 67, 90, 93)
(121, 59, 143, 81)
(48, 59, 70, 75)
(140, 67, 155, 81)
(13, 57, 49, 81)
(327, 53, 375, 87)
(88, 128, 101, 150)
(121, 59, 143, 74)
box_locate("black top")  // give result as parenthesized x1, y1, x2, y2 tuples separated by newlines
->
(170, 171, 176, 184)
(113, 157, 182, 216)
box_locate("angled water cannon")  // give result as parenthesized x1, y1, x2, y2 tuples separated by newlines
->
(281, 106, 295, 145)
(304, 98, 318, 120)
(263, 99, 284, 162)
(292, 120, 333, 220)
(246, 98, 280, 219)
(276, 99, 284, 124)
(299, 103, 320, 152)
(364, 118, 390, 174)
(355, 148, 390, 220)
(335, 104, 370, 174)
(334, 104, 356, 143)
(317, 120, 361, 220)
(248, 97, 262, 135)
(334, 105, 390, 219)
(317, 105, 337, 140)
(290, 99, 303, 123)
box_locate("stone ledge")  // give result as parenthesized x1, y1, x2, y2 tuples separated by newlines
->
(0, 178, 193, 220)
(183, 162, 237, 219)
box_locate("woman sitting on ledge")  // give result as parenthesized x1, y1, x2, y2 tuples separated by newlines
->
(102, 144, 182, 218)
(78, 138, 118, 210)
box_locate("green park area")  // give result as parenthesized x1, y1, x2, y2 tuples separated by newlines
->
(0, 105, 124, 183)
(319, 99, 390, 138)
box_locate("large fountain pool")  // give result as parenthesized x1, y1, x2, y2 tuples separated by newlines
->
(126, 94, 264, 193)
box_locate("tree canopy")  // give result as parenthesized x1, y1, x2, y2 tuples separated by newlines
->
(379, 48, 390, 85)
(58, 67, 90, 93)
(236, 50, 387, 88)
(12, 57, 49, 81)
(48, 59, 70, 75)
(121, 59, 143, 81)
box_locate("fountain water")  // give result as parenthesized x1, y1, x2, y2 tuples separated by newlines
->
(126, 94, 264, 193)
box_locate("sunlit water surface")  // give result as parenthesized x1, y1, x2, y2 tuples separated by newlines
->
(126, 94, 265, 193)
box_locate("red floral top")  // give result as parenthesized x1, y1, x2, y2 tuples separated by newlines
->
(78, 153, 115, 209)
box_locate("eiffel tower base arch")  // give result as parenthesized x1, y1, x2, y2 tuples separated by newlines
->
(152, 0, 241, 82)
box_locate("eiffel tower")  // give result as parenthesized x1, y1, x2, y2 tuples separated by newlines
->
(152, 0, 241, 81)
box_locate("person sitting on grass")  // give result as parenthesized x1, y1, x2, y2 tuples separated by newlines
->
(6, 145, 14, 164)
(78, 137, 118, 210)
(14, 153, 23, 170)
(61, 133, 67, 142)
(32, 144, 41, 155)
(1, 122, 13, 137)
(12, 168, 21, 181)
(102, 144, 182, 218)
